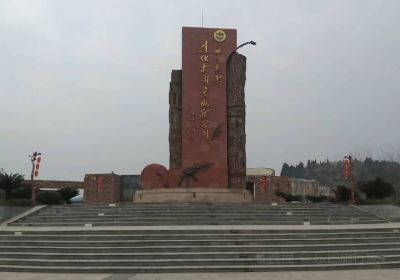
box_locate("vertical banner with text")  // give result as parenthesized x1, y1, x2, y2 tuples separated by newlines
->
(182, 27, 237, 188)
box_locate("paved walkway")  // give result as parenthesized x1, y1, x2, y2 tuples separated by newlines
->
(1, 269, 400, 280)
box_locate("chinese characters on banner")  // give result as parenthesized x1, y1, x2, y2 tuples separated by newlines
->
(199, 40, 210, 139)
(198, 40, 224, 139)
(182, 27, 236, 188)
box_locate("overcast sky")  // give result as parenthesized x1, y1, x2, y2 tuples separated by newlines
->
(1, 0, 399, 181)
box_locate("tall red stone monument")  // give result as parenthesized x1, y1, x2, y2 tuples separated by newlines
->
(181, 27, 236, 188)
(139, 27, 248, 201)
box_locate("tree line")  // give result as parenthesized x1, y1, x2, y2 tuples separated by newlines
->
(280, 158, 400, 199)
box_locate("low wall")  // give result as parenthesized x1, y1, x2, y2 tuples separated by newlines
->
(25, 180, 84, 189)
(0, 206, 31, 223)
(247, 176, 292, 203)
(84, 174, 121, 204)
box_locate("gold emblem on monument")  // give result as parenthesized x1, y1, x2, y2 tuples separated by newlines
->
(213, 29, 226, 42)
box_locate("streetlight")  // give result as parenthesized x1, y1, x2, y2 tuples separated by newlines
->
(29, 151, 42, 206)
(227, 40, 257, 73)
(344, 155, 356, 205)
(228, 41, 256, 61)
(236, 40, 257, 51)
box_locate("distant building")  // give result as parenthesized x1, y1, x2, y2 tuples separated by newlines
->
(245, 169, 335, 202)
(246, 168, 292, 202)
(246, 168, 275, 177)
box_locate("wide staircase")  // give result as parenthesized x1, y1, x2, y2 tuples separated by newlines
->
(1, 202, 400, 273)
(7, 203, 387, 226)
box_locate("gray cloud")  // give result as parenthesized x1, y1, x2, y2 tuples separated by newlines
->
(1, 0, 399, 180)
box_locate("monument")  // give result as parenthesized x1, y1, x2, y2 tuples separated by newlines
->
(137, 27, 249, 202)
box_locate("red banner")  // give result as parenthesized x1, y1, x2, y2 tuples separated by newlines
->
(344, 159, 349, 180)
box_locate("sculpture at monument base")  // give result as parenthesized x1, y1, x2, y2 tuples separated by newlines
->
(140, 27, 247, 197)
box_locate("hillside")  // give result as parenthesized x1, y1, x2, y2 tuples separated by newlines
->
(280, 158, 400, 197)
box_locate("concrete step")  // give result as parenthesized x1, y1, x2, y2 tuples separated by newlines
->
(45, 203, 353, 208)
(21, 216, 380, 222)
(1, 261, 400, 273)
(44, 211, 361, 216)
(34, 212, 371, 218)
(40, 208, 365, 213)
(40, 206, 365, 210)
(1, 231, 398, 240)
(10, 203, 385, 227)
(3, 228, 398, 234)
(2, 237, 400, 247)
(2, 248, 400, 260)
(22, 217, 379, 224)
(31, 211, 374, 217)
(1, 202, 395, 273)
(1, 255, 399, 266)
(9, 220, 387, 227)
(1, 242, 399, 253)
(29, 211, 378, 217)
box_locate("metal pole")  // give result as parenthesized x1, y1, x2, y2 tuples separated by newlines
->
(30, 159, 36, 206)
(350, 157, 356, 205)
(264, 176, 267, 203)
(29, 151, 41, 206)
(344, 155, 356, 205)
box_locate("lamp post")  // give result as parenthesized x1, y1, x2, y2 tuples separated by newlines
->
(236, 40, 257, 51)
(29, 151, 42, 206)
(344, 155, 356, 205)
(228, 40, 256, 61)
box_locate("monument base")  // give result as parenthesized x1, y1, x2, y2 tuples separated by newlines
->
(133, 188, 252, 203)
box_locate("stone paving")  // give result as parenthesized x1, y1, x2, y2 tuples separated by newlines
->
(1, 269, 400, 280)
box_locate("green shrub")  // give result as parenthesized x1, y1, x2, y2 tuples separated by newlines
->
(358, 177, 394, 199)
(0, 172, 24, 200)
(357, 197, 395, 205)
(11, 199, 32, 206)
(333, 186, 351, 202)
(1, 198, 32, 207)
(332, 185, 360, 203)
(305, 195, 328, 203)
(275, 190, 302, 202)
(57, 188, 79, 204)
(11, 185, 32, 199)
(36, 191, 63, 205)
